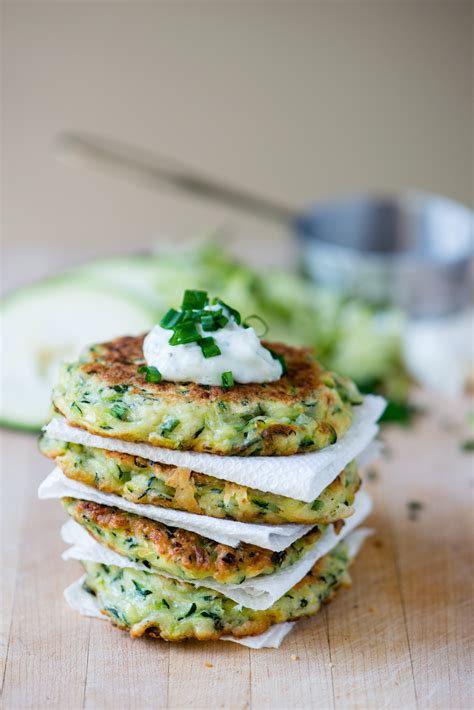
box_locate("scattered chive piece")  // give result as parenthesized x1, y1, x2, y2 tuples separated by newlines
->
(169, 321, 200, 345)
(182, 289, 208, 310)
(221, 371, 234, 389)
(265, 347, 287, 374)
(199, 336, 221, 359)
(460, 438, 474, 452)
(407, 500, 423, 521)
(212, 297, 241, 324)
(138, 365, 162, 383)
(243, 314, 269, 337)
(159, 308, 182, 329)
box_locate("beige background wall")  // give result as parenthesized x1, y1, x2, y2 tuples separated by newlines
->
(2, 1, 473, 264)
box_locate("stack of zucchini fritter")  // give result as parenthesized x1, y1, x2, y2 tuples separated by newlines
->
(39, 330, 382, 646)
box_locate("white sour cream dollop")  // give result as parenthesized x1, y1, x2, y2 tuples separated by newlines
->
(143, 306, 283, 385)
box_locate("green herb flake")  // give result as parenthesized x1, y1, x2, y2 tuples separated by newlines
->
(112, 384, 129, 394)
(132, 580, 152, 597)
(200, 610, 221, 621)
(160, 308, 182, 329)
(70, 401, 83, 416)
(199, 336, 221, 359)
(215, 312, 229, 329)
(182, 290, 209, 310)
(407, 500, 424, 521)
(242, 314, 269, 337)
(221, 371, 234, 389)
(326, 424, 338, 445)
(460, 438, 474, 452)
(160, 417, 180, 435)
(104, 606, 122, 622)
(212, 297, 241, 325)
(178, 602, 197, 620)
(169, 321, 200, 345)
(111, 402, 129, 420)
(380, 400, 419, 426)
(137, 365, 162, 383)
(200, 313, 217, 331)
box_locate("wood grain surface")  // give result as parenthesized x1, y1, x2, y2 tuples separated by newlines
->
(1, 390, 472, 710)
(1, 249, 472, 709)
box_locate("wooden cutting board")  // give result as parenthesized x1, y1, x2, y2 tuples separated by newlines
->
(1, 240, 472, 709)
(1, 388, 472, 710)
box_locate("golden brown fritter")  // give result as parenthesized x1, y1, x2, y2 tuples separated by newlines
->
(40, 434, 360, 525)
(80, 539, 354, 641)
(52, 336, 362, 455)
(64, 497, 325, 585)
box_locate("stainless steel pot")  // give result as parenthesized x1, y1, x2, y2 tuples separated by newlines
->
(54, 134, 474, 317)
(295, 192, 474, 317)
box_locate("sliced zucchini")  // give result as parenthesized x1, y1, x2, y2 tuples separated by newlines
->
(0, 276, 155, 431)
(71, 255, 165, 311)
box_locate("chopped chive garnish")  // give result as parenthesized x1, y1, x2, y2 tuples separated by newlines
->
(181, 309, 197, 323)
(200, 309, 229, 332)
(199, 336, 221, 359)
(201, 313, 217, 331)
(461, 438, 474, 452)
(159, 308, 182, 329)
(137, 365, 162, 383)
(212, 297, 241, 324)
(169, 321, 201, 345)
(182, 289, 209, 310)
(221, 371, 234, 388)
(215, 312, 229, 328)
(265, 347, 287, 374)
(158, 291, 271, 361)
(243, 314, 269, 337)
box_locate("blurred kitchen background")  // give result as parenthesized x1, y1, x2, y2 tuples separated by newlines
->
(1, 1, 473, 432)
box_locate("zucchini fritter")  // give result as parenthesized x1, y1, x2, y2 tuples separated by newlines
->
(81, 539, 352, 641)
(41, 435, 360, 525)
(64, 498, 325, 585)
(52, 336, 361, 455)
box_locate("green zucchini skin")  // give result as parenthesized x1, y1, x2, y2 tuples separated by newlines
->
(1, 275, 155, 431)
(81, 540, 353, 641)
(40, 435, 360, 525)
